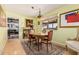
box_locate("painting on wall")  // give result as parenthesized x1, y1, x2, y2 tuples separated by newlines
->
(26, 19, 33, 29)
(0, 13, 6, 27)
(0, 5, 6, 27)
(60, 9, 79, 28)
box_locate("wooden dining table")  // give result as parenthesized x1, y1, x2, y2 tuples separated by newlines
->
(29, 33, 48, 51)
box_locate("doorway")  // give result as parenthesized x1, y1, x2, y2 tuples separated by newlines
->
(7, 18, 19, 39)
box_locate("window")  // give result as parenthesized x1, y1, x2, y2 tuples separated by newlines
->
(42, 19, 57, 30)
(48, 23, 57, 29)
(48, 23, 53, 29)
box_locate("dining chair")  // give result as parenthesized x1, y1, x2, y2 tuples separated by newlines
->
(41, 30, 53, 53)
(28, 30, 36, 46)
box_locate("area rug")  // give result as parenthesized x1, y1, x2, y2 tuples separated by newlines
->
(21, 41, 65, 55)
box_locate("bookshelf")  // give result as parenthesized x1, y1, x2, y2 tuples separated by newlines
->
(8, 18, 19, 39)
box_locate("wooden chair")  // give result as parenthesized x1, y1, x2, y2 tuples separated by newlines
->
(41, 30, 53, 53)
(28, 30, 37, 46)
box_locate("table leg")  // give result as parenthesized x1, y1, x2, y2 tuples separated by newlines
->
(37, 38, 40, 51)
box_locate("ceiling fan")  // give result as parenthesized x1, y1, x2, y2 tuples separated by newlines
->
(31, 6, 42, 18)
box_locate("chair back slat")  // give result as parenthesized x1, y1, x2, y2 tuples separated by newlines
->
(48, 31, 53, 41)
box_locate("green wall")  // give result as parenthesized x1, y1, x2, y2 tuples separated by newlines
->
(33, 4, 78, 47)
(33, 18, 42, 34)
(45, 4, 79, 46)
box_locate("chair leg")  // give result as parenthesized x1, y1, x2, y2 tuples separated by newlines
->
(66, 45, 68, 51)
(41, 40, 43, 50)
(46, 43, 48, 54)
(47, 40, 48, 53)
(37, 38, 40, 51)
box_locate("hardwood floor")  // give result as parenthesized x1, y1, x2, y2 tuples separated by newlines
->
(64, 51, 72, 55)
(2, 39, 26, 55)
(2, 39, 72, 55)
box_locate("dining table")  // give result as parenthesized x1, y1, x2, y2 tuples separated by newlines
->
(29, 33, 48, 51)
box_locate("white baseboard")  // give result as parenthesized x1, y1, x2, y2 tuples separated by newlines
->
(53, 41, 65, 48)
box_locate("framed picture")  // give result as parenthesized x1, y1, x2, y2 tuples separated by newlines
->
(60, 9, 79, 28)
(0, 13, 6, 27)
(26, 19, 33, 27)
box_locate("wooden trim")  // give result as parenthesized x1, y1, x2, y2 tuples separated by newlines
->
(60, 9, 79, 15)
(53, 41, 65, 48)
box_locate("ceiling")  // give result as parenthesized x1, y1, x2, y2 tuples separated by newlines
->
(3, 4, 64, 17)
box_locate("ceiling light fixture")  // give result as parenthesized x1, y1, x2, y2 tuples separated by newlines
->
(37, 8, 42, 18)
(31, 6, 42, 18)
